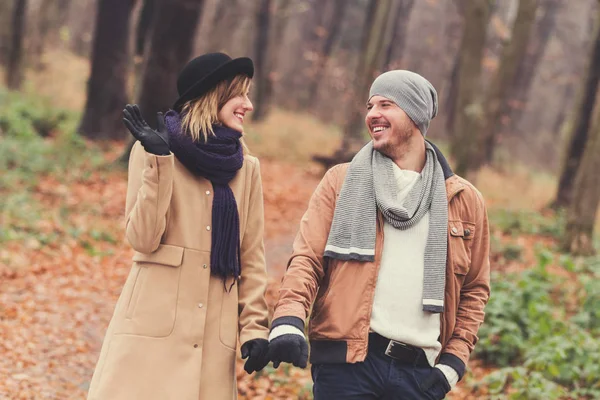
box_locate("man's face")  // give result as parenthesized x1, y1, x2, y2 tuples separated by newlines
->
(365, 96, 417, 159)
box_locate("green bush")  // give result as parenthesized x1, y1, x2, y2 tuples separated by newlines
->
(0, 90, 111, 247)
(474, 264, 560, 366)
(483, 324, 600, 399)
(0, 89, 71, 138)
(488, 209, 564, 238)
(474, 249, 600, 399)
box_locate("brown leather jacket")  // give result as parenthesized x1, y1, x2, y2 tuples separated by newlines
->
(272, 162, 490, 378)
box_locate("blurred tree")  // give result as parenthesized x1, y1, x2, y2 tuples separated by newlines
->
(135, 0, 156, 58)
(0, 2, 12, 66)
(503, 0, 561, 135)
(450, 0, 491, 178)
(69, 0, 96, 57)
(205, 0, 238, 52)
(336, 0, 395, 160)
(78, 0, 136, 140)
(137, 0, 205, 123)
(251, 0, 272, 121)
(383, 0, 416, 69)
(479, 0, 538, 166)
(120, 0, 205, 162)
(563, 102, 600, 256)
(443, 0, 465, 136)
(31, 0, 72, 69)
(552, 7, 600, 209)
(300, 0, 348, 109)
(6, 0, 28, 90)
(132, 0, 156, 99)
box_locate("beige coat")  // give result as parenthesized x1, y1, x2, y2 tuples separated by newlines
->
(88, 142, 269, 400)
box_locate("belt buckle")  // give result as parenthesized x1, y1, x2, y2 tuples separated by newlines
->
(385, 340, 414, 360)
(385, 340, 406, 358)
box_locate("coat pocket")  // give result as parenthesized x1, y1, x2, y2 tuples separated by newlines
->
(120, 244, 184, 338)
(219, 282, 239, 351)
(449, 220, 475, 276)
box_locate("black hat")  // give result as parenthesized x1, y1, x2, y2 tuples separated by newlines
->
(173, 52, 254, 111)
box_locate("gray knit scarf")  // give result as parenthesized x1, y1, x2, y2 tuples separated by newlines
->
(324, 141, 448, 313)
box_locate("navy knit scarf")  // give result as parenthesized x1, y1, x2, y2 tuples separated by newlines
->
(164, 110, 243, 281)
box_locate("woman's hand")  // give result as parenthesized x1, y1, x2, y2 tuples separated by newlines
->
(123, 104, 170, 156)
(241, 339, 270, 374)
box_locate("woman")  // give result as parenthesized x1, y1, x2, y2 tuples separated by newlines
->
(88, 53, 270, 400)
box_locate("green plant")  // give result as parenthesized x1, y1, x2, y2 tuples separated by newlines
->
(0, 89, 71, 138)
(475, 262, 560, 366)
(488, 209, 564, 238)
(483, 324, 600, 399)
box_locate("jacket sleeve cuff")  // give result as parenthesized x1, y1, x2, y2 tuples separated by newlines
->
(271, 316, 305, 332)
(268, 324, 305, 342)
(439, 353, 466, 381)
(435, 364, 459, 388)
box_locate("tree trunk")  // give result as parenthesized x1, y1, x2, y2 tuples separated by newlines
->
(443, 0, 465, 136)
(302, 0, 348, 108)
(553, 9, 600, 209)
(251, 0, 272, 122)
(0, 2, 13, 65)
(480, 0, 538, 166)
(137, 0, 204, 123)
(445, 53, 461, 135)
(504, 0, 561, 134)
(340, 0, 395, 155)
(383, 0, 416, 69)
(31, 0, 72, 69)
(120, 0, 205, 163)
(78, 0, 136, 140)
(135, 0, 156, 58)
(206, 0, 238, 52)
(562, 105, 600, 256)
(450, 0, 491, 178)
(6, 0, 28, 90)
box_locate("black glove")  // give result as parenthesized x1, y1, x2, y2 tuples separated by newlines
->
(122, 104, 170, 156)
(419, 367, 451, 400)
(268, 331, 309, 369)
(240, 339, 270, 374)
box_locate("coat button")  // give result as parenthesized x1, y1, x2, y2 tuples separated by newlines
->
(451, 227, 458, 234)
(464, 229, 471, 236)
(206, 190, 210, 195)
(198, 303, 203, 308)
(202, 264, 207, 269)
(193, 344, 199, 348)
(206, 226, 211, 231)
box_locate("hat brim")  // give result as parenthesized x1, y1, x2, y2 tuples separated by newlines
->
(173, 57, 254, 111)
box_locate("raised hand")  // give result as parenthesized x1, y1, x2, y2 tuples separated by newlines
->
(122, 104, 170, 156)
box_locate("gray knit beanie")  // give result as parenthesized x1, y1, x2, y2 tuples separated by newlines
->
(368, 70, 438, 136)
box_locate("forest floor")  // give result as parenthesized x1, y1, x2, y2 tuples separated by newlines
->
(1, 50, 598, 399)
(0, 130, 576, 399)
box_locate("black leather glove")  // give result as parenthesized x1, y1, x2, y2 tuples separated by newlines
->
(122, 104, 170, 156)
(240, 339, 270, 374)
(268, 331, 309, 369)
(419, 367, 451, 400)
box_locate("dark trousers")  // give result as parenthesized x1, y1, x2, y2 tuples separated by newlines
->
(311, 335, 449, 400)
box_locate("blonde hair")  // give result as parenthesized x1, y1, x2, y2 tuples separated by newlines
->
(180, 75, 251, 144)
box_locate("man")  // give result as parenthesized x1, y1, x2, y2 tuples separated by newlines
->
(268, 70, 491, 400)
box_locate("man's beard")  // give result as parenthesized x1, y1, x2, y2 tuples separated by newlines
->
(376, 123, 413, 159)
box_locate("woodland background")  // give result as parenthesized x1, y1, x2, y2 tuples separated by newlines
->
(1, 0, 600, 399)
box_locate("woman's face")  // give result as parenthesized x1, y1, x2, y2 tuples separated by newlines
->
(218, 91, 254, 133)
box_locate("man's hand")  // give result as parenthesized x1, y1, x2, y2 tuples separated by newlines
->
(268, 324, 309, 369)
